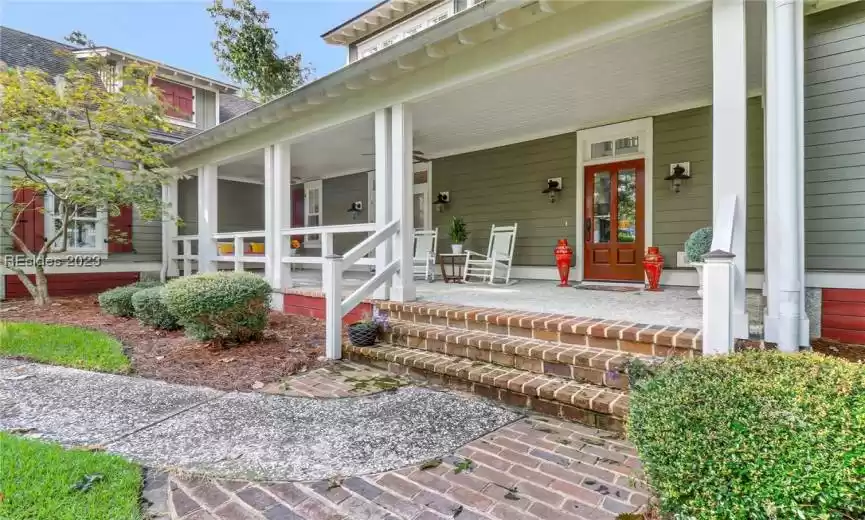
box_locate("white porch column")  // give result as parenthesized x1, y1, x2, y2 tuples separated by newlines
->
(712, 0, 749, 339)
(161, 179, 179, 279)
(390, 103, 415, 302)
(765, 0, 808, 351)
(263, 146, 275, 284)
(272, 142, 293, 292)
(374, 108, 393, 300)
(197, 164, 219, 273)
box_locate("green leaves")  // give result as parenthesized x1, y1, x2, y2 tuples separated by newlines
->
(628, 352, 865, 519)
(207, 0, 309, 102)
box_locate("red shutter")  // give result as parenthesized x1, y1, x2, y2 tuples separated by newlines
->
(108, 205, 134, 253)
(12, 188, 44, 252)
(152, 78, 193, 121)
(291, 187, 305, 243)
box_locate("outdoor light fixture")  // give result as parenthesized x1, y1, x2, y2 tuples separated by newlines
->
(432, 191, 450, 212)
(542, 178, 563, 203)
(347, 200, 363, 219)
(664, 162, 691, 193)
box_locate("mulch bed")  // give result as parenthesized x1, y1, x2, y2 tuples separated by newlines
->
(0, 296, 326, 391)
(812, 337, 865, 363)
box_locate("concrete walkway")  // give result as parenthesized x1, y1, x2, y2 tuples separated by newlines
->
(0, 359, 649, 519)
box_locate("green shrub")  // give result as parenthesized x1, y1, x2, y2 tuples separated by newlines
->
(131, 287, 179, 330)
(629, 352, 865, 519)
(684, 226, 712, 263)
(163, 271, 271, 345)
(97, 281, 161, 318)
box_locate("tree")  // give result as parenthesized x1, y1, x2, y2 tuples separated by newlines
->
(0, 45, 178, 305)
(208, 0, 309, 102)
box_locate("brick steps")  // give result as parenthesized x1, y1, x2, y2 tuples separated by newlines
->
(377, 301, 702, 357)
(385, 321, 642, 390)
(345, 344, 628, 433)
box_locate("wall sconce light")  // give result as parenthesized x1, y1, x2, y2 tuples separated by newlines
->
(542, 178, 563, 203)
(664, 162, 691, 193)
(347, 200, 363, 220)
(432, 191, 450, 212)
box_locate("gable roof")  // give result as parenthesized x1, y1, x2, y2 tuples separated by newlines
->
(0, 26, 259, 142)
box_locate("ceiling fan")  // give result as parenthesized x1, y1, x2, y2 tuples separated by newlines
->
(361, 149, 430, 163)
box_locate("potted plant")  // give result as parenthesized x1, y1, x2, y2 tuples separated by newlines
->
(685, 227, 713, 297)
(347, 309, 390, 347)
(449, 216, 468, 254)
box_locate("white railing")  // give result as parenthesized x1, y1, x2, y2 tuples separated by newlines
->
(213, 231, 267, 272)
(280, 223, 377, 267)
(322, 220, 400, 359)
(170, 235, 199, 276)
(702, 194, 737, 355)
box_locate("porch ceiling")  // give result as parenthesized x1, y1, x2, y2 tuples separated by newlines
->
(411, 5, 763, 157)
(276, 3, 764, 182)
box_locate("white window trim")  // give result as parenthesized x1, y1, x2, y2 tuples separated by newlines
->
(42, 191, 108, 254)
(304, 179, 323, 247)
(575, 117, 653, 282)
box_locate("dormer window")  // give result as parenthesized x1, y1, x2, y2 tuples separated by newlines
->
(151, 77, 195, 127)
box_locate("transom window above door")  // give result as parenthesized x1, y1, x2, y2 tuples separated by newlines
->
(589, 136, 641, 160)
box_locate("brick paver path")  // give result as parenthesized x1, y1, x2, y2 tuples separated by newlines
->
(261, 361, 412, 398)
(163, 415, 648, 520)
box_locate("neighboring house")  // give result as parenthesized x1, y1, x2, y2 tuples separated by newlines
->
(162, 0, 865, 356)
(0, 26, 258, 299)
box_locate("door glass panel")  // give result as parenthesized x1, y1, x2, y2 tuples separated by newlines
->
(617, 168, 636, 243)
(413, 193, 425, 229)
(592, 171, 611, 243)
(590, 141, 613, 159)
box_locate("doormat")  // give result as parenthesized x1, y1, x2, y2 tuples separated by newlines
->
(575, 284, 642, 293)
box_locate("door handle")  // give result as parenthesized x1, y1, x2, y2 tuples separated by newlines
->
(584, 218, 591, 241)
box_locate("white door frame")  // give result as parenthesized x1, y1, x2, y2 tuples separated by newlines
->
(575, 117, 654, 282)
(413, 161, 432, 230)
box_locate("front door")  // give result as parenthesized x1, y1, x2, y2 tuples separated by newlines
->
(584, 159, 645, 281)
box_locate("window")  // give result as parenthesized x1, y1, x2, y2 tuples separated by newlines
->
(589, 136, 641, 160)
(151, 77, 195, 127)
(43, 192, 107, 253)
(304, 180, 322, 246)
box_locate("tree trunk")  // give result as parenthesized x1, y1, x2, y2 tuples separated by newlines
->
(33, 266, 51, 306)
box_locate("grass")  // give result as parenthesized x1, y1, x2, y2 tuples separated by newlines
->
(0, 433, 143, 520)
(0, 322, 130, 373)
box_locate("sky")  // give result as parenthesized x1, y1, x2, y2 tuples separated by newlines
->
(0, 0, 379, 84)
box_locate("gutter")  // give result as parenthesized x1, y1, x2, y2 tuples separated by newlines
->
(170, 0, 524, 160)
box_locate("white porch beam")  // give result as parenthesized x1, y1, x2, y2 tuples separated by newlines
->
(390, 103, 415, 302)
(197, 164, 219, 273)
(765, 0, 808, 351)
(272, 142, 293, 292)
(374, 108, 393, 300)
(712, 0, 749, 340)
(161, 179, 179, 279)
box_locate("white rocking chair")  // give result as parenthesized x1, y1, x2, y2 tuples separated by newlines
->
(464, 223, 518, 285)
(413, 228, 438, 282)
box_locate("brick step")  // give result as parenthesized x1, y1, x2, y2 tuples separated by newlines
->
(376, 301, 702, 357)
(345, 344, 628, 432)
(385, 321, 642, 390)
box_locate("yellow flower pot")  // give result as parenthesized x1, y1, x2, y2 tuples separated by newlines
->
(249, 242, 265, 254)
(217, 243, 234, 255)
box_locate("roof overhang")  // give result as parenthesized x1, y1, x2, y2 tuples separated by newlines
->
(72, 47, 238, 94)
(172, 0, 570, 161)
(321, 0, 440, 46)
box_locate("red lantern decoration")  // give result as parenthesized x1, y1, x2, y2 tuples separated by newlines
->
(554, 239, 574, 287)
(642, 246, 664, 292)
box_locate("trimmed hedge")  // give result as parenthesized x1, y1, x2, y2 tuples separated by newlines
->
(163, 272, 271, 345)
(684, 226, 712, 263)
(629, 352, 865, 519)
(131, 287, 179, 330)
(97, 282, 161, 318)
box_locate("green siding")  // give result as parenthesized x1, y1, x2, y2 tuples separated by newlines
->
(431, 134, 576, 266)
(322, 171, 370, 255)
(196, 89, 218, 130)
(176, 178, 264, 235)
(652, 99, 765, 271)
(804, 1, 865, 270)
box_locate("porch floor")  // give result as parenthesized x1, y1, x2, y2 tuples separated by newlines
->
(285, 272, 764, 332)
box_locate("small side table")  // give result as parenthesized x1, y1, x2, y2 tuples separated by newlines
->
(439, 253, 468, 283)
